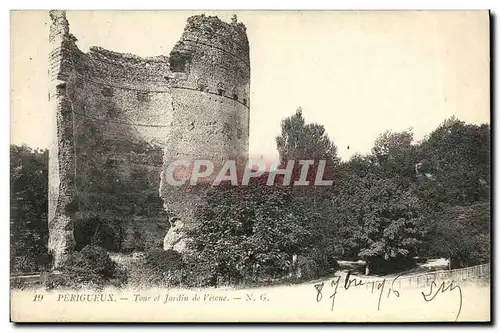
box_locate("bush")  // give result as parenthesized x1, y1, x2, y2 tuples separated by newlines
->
(308, 248, 340, 277)
(138, 249, 184, 287)
(110, 264, 129, 288)
(80, 245, 117, 278)
(10, 277, 28, 290)
(11, 254, 42, 274)
(46, 252, 104, 290)
(45, 245, 128, 290)
(132, 249, 220, 288)
(297, 256, 319, 281)
(290, 249, 340, 282)
(144, 249, 183, 269)
(181, 253, 217, 288)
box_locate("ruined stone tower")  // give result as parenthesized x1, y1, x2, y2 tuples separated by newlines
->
(48, 11, 250, 267)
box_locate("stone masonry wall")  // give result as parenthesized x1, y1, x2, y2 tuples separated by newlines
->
(48, 11, 250, 265)
(48, 11, 77, 268)
(161, 14, 250, 251)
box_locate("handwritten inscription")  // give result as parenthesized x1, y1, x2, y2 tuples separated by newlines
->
(315, 271, 403, 312)
(421, 280, 463, 321)
(314, 271, 464, 321)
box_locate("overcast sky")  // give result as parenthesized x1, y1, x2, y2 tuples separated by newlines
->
(10, 11, 490, 161)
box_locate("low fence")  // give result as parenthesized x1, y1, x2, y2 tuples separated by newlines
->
(11, 263, 490, 290)
(357, 263, 490, 290)
(405, 263, 489, 288)
(10, 272, 49, 288)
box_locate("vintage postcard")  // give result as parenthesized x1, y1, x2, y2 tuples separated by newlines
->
(10, 10, 490, 322)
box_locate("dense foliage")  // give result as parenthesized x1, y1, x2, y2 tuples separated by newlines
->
(425, 202, 490, 268)
(45, 245, 128, 290)
(188, 183, 316, 285)
(332, 169, 423, 273)
(10, 112, 490, 284)
(138, 249, 184, 286)
(416, 118, 490, 267)
(275, 107, 340, 183)
(10, 145, 50, 273)
(184, 111, 489, 281)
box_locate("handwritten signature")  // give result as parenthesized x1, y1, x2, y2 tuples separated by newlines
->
(314, 271, 463, 321)
(421, 280, 462, 321)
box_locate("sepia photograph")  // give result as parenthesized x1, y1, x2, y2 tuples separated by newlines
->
(9, 9, 491, 322)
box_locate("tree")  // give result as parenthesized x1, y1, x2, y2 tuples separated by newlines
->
(188, 182, 314, 285)
(371, 129, 418, 179)
(414, 118, 490, 265)
(10, 145, 50, 273)
(275, 107, 340, 184)
(417, 117, 490, 207)
(332, 155, 424, 274)
(274, 108, 341, 275)
(425, 202, 490, 268)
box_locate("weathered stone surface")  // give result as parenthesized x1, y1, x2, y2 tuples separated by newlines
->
(161, 14, 250, 250)
(48, 10, 77, 268)
(48, 11, 250, 264)
(163, 219, 188, 252)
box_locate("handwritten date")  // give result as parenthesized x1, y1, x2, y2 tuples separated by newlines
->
(314, 271, 402, 311)
(314, 271, 463, 321)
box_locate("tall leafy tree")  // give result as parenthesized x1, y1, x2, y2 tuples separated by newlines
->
(415, 118, 490, 267)
(425, 202, 490, 268)
(371, 129, 418, 179)
(332, 156, 423, 274)
(417, 117, 490, 207)
(275, 107, 340, 184)
(189, 183, 314, 284)
(10, 145, 50, 273)
(274, 108, 343, 273)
